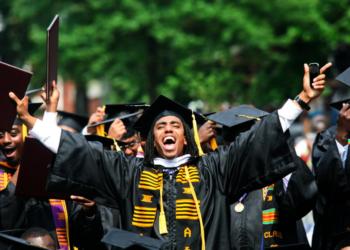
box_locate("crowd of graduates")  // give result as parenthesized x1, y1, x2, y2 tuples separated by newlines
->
(0, 59, 350, 250)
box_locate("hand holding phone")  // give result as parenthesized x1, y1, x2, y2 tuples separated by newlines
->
(309, 62, 320, 89)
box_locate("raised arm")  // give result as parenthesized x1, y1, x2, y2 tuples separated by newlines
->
(8, 89, 139, 209)
(204, 62, 331, 200)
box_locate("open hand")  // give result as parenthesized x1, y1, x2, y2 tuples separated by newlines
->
(198, 120, 216, 144)
(41, 81, 60, 112)
(300, 62, 332, 103)
(8, 92, 37, 129)
(108, 118, 127, 140)
(70, 195, 96, 214)
(86, 107, 105, 135)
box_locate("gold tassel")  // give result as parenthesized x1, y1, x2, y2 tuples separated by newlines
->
(192, 113, 204, 156)
(96, 105, 106, 137)
(159, 173, 168, 234)
(236, 114, 261, 121)
(209, 138, 218, 150)
(21, 124, 28, 142)
(96, 124, 105, 137)
(185, 166, 206, 250)
(111, 138, 122, 152)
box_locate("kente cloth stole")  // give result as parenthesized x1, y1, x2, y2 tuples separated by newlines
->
(131, 165, 202, 249)
(262, 184, 283, 247)
(49, 199, 71, 250)
(0, 162, 71, 250)
(0, 162, 15, 191)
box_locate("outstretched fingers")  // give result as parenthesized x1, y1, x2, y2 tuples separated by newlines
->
(320, 62, 332, 74)
(9, 92, 21, 104)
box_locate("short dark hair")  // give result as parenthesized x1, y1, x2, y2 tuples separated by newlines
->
(121, 127, 138, 141)
(21, 227, 53, 240)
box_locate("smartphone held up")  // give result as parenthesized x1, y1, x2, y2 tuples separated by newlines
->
(309, 62, 320, 89)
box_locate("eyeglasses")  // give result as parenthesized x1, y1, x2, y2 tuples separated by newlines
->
(119, 140, 140, 151)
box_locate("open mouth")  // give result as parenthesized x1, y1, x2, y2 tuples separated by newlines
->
(2, 147, 16, 158)
(163, 136, 176, 150)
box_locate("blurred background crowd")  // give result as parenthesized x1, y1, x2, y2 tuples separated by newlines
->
(3, 0, 350, 247)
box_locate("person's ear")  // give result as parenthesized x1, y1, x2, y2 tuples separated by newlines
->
(184, 137, 187, 145)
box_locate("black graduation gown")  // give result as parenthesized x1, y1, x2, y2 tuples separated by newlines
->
(0, 165, 105, 250)
(312, 126, 350, 250)
(230, 158, 316, 249)
(47, 112, 298, 250)
(98, 205, 121, 250)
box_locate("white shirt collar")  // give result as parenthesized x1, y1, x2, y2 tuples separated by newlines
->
(335, 140, 349, 168)
(153, 154, 191, 168)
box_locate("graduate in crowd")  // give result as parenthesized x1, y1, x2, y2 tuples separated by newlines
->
(43, 82, 119, 250)
(0, 70, 105, 250)
(84, 103, 147, 157)
(0, 108, 104, 250)
(56, 111, 89, 134)
(312, 97, 350, 249)
(83, 103, 148, 250)
(205, 105, 316, 249)
(10, 62, 330, 250)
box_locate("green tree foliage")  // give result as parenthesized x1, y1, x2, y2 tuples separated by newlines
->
(1, 0, 350, 108)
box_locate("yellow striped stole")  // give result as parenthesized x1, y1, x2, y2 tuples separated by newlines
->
(0, 170, 12, 191)
(176, 166, 200, 184)
(138, 171, 162, 190)
(176, 199, 200, 220)
(132, 206, 157, 228)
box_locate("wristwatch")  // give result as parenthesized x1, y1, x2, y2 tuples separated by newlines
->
(294, 95, 310, 111)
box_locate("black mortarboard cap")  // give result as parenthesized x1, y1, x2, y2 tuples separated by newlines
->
(15, 137, 69, 200)
(0, 61, 32, 131)
(265, 243, 311, 250)
(0, 232, 48, 250)
(335, 66, 350, 87)
(207, 105, 269, 128)
(85, 135, 116, 150)
(193, 112, 210, 127)
(46, 15, 59, 102)
(134, 95, 200, 138)
(0, 229, 25, 237)
(57, 111, 88, 132)
(101, 228, 165, 250)
(87, 110, 146, 129)
(105, 103, 149, 118)
(330, 98, 350, 111)
(89, 103, 150, 130)
(207, 105, 269, 143)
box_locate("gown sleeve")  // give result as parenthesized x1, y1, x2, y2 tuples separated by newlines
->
(276, 157, 317, 221)
(68, 201, 107, 250)
(201, 112, 298, 201)
(0, 182, 27, 229)
(46, 130, 142, 208)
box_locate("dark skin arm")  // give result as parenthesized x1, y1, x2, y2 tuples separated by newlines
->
(87, 107, 105, 135)
(198, 120, 216, 144)
(40, 80, 60, 112)
(108, 118, 127, 140)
